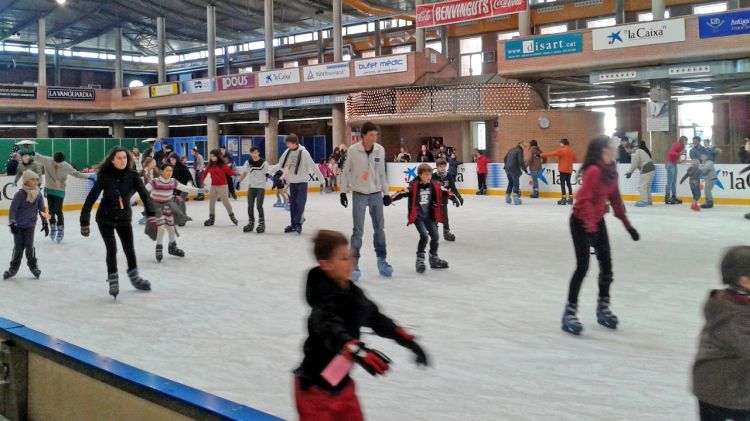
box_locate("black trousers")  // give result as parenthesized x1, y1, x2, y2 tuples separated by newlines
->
(247, 188, 265, 220)
(10, 227, 36, 269)
(97, 223, 137, 274)
(440, 204, 450, 231)
(560, 172, 573, 196)
(47, 195, 65, 226)
(478, 173, 487, 191)
(414, 216, 439, 256)
(567, 215, 613, 304)
(699, 401, 750, 421)
(227, 174, 236, 195)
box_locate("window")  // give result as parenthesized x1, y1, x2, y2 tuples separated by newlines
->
(591, 107, 617, 137)
(497, 31, 519, 41)
(472, 122, 486, 150)
(693, 2, 727, 14)
(426, 41, 442, 53)
(240, 67, 253, 73)
(539, 23, 568, 34)
(391, 45, 412, 54)
(361, 50, 376, 58)
(343, 54, 352, 61)
(260, 65, 267, 71)
(247, 41, 265, 50)
(128, 80, 144, 88)
(345, 24, 367, 35)
(637, 10, 671, 21)
(586, 17, 616, 28)
(283, 60, 298, 68)
(459, 36, 482, 54)
(460, 37, 483, 76)
(307, 58, 319, 65)
(678, 101, 714, 142)
(294, 33, 314, 43)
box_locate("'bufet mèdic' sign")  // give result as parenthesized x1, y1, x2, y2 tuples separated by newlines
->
(416, 0, 528, 29)
(354, 55, 408, 77)
(216, 74, 255, 91)
(46, 87, 96, 101)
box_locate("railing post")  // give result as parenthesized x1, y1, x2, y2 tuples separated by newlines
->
(0, 340, 28, 421)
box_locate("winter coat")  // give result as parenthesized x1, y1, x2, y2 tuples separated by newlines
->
(617, 144, 632, 163)
(295, 266, 402, 392)
(171, 162, 193, 193)
(541, 146, 577, 173)
(626, 148, 655, 175)
(693, 289, 750, 410)
(392, 179, 448, 225)
(572, 162, 630, 233)
(475, 155, 489, 174)
(199, 164, 236, 186)
(193, 153, 205, 172)
(13, 159, 43, 185)
(416, 151, 434, 163)
(667, 142, 685, 165)
(240, 159, 270, 189)
(341, 141, 389, 195)
(268, 146, 325, 185)
(690, 145, 708, 161)
(9, 190, 44, 229)
(34, 153, 91, 197)
(739, 148, 750, 164)
(81, 168, 154, 227)
(447, 157, 463, 178)
(432, 170, 458, 195)
(527, 146, 544, 172)
(504, 146, 527, 176)
(699, 160, 717, 181)
(396, 152, 412, 163)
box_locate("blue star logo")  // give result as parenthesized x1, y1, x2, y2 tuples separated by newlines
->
(715, 169, 724, 190)
(539, 166, 548, 185)
(608, 31, 623, 44)
(404, 166, 417, 182)
(265, 75, 273, 83)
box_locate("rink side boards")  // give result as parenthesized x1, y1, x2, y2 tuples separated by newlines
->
(2, 162, 750, 215)
(0, 316, 284, 421)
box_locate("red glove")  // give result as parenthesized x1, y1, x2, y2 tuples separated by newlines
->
(343, 340, 391, 376)
(396, 327, 429, 366)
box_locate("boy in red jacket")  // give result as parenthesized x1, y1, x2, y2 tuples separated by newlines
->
(295, 230, 428, 421)
(473, 149, 489, 195)
(388, 164, 460, 273)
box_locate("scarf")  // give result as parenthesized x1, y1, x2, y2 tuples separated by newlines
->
(22, 184, 39, 203)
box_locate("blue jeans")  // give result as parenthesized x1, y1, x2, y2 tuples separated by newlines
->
(414, 216, 439, 256)
(530, 169, 541, 191)
(665, 163, 677, 199)
(289, 182, 308, 228)
(351, 192, 387, 261)
(505, 171, 520, 195)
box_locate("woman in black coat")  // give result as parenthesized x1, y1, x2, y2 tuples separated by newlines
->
(80, 146, 155, 299)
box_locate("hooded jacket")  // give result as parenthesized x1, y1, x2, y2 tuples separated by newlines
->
(296, 267, 401, 392)
(693, 289, 750, 410)
(340, 141, 389, 195)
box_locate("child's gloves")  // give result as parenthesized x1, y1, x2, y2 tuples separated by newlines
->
(383, 195, 393, 206)
(80, 226, 90, 237)
(395, 327, 430, 367)
(458, 196, 464, 206)
(41, 220, 49, 237)
(450, 196, 460, 207)
(235, 181, 241, 190)
(9, 223, 18, 235)
(626, 226, 640, 241)
(625, 173, 632, 179)
(343, 340, 391, 376)
(340, 193, 348, 208)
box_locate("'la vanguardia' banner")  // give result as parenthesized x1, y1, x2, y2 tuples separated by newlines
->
(0, 84, 36, 99)
(416, 0, 528, 29)
(699, 9, 750, 38)
(46, 87, 96, 101)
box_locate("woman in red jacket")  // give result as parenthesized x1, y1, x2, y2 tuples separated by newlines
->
(199, 149, 238, 226)
(562, 135, 640, 336)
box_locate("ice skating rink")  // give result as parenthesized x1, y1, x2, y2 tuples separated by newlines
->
(0, 193, 746, 420)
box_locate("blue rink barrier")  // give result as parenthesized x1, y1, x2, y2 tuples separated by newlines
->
(0, 317, 284, 421)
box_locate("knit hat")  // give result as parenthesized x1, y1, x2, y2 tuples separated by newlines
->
(21, 170, 40, 203)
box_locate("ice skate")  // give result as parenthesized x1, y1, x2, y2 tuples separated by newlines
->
(107, 273, 119, 299)
(566, 196, 573, 205)
(353, 265, 361, 282)
(127, 268, 151, 291)
(168, 242, 185, 257)
(557, 197, 567, 205)
(229, 213, 239, 225)
(155, 245, 163, 262)
(505, 193, 512, 204)
(29, 266, 41, 279)
(56, 225, 64, 243)
(50, 223, 57, 241)
(673, 197, 683, 204)
(530, 189, 539, 199)
(429, 254, 449, 269)
(512, 194, 522, 205)
(377, 257, 393, 277)
(443, 229, 456, 242)
(3, 267, 18, 280)
(284, 225, 296, 233)
(562, 303, 583, 335)
(635, 201, 649, 207)
(691, 200, 701, 212)
(27, 249, 40, 278)
(596, 297, 619, 330)
(416, 254, 426, 274)
(700, 200, 713, 209)
(243, 217, 255, 233)
(204, 215, 215, 226)
(256, 218, 265, 233)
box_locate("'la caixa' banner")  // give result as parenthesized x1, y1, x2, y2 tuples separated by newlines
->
(699, 9, 750, 38)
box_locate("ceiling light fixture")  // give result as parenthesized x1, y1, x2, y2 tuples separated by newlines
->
(56, 0, 66, 5)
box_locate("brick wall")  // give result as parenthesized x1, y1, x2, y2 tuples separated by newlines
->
(377, 122, 467, 161)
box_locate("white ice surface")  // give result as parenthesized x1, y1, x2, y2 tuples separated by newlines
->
(0, 194, 746, 421)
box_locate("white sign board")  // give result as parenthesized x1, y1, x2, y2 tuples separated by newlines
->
(647, 100, 670, 132)
(258, 69, 301, 87)
(354, 54, 408, 77)
(303, 62, 351, 82)
(592, 18, 686, 50)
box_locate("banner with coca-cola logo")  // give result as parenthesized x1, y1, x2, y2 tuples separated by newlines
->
(216, 74, 255, 91)
(416, 0, 528, 29)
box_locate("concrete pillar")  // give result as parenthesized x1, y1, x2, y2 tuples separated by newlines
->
(223, 47, 231, 75)
(157, 116, 169, 139)
(652, 0, 665, 21)
(518, 10, 531, 37)
(38, 18, 46, 86)
(461, 121, 471, 161)
(614, 85, 630, 133)
(264, 0, 274, 69)
(36, 112, 48, 138)
(415, 0, 425, 53)
(333, 0, 343, 61)
(265, 110, 279, 161)
(157, 17, 166, 83)
(317, 29, 325, 63)
(649, 79, 672, 162)
(374, 20, 382, 56)
(207, 5, 216, 78)
(332, 105, 346, 148)
(114, 27, 123, 89)
(53, 47, 61, 86)
(615, 0, 625, 24)
(112, 121, 125, 138)
(207, 115, 219, 151)
(441, 26, 449, 57)
(728, 0, 740, 9)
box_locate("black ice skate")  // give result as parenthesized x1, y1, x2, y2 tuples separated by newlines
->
(284, 225, 296, 233)
(443, 229, 456, 242)
(416, 253, 426, 274)
(429, 254, 449, 269)
(566, 196, 573, 205)
(155, 245, 163, 262)
(107, 273, 119, 299)
(256, 218, 265, 233)
(243, 217, 255, 233)
(4, 248, 21, 279)
(204, 215, 215, 226)
(557, 197, 567, 205)
(3, 267, 18, 280)
(229, 213, 239, 225)
(596, 297, 619, 330)
(28, 248, 40, 278)
(562, 303, 583, 335)
(168, 242, 185, 257)
(127, 268, 151, 291)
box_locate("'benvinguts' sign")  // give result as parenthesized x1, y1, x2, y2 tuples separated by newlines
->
(416, 0, 527, 29)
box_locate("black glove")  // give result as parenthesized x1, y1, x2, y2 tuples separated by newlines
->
(235, 181, 240, 190)
(396, 328, 430, 366)
(344, 340, 391, 376)
(41, 221, 49, 237)
(450, 196, 460, 207)
(9, 223, 18, 235)
(627, 226, 640, 241)
(625, 173, 632, 179)
(383, 195, 393, 206)
(81, 226, 90, 237)
(274, 170, 283, 178)
(340, 193, 348, 208)
(458, 196, 464, 206)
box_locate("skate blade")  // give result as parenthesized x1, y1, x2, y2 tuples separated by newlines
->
(561, 325, 583, 335)
(597, 318, 618, 330)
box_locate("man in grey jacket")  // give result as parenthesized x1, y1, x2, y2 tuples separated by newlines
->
(13, 151, 42, 186)
(340, 122, 393, 281)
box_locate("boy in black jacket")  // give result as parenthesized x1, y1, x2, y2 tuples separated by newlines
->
(295, 230, 428, 421)
(432, 158, 460, 242)
(389, 164, 460, 273)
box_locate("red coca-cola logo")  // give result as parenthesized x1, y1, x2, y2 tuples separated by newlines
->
(493, 0, 524, 8)
(417, 9, 433, 22)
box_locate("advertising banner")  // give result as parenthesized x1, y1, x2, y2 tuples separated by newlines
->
(416, 0, 528, 29)
(181, 78, 214, 94)
(698, 10, 750, 38)
(149, 83, 180, 98)
(0, 84, 36, 99)
(504, 33, 583, 60)
(647, 101, 670, 132)
(303, 62, 351, 82)
(258, 69, 301, 87)
(354, 55, 408, 77)
(216, 74, 255, 91)
(592, 18, 685, 50)
(46, 87, 96, 101)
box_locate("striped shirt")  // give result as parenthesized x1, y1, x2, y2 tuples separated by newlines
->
(148, 177, 199, 204)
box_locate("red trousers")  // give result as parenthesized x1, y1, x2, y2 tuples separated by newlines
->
(295, 378, 364, 421)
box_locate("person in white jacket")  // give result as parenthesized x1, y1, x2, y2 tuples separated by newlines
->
(268, 134, 324, 234)
(339, 122, 393, 281)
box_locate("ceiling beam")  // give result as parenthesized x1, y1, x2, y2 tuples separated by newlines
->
(46, 3, 107, 38)
(0, 7, 57, 43)
(0, 0, 22, 17)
